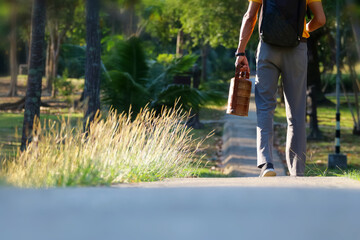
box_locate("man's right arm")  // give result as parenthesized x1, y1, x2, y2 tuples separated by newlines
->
(236, 1, 261, 54)
(306, 1, 326, 32)
(235, 1, 261, 70)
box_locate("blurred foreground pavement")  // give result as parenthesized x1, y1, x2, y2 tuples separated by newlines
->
(1, 177, 360, 240)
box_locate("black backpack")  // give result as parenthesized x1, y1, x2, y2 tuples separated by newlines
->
(259, 0, 307, 47)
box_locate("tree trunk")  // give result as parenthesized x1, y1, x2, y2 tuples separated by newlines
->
(307, 31, 330, 104)
(53, 42, 61, 97)
(128, 4, 134, 36)
(346, 0, 360, 59)
(45, 19, 68, 97)
(45, 38, 54, 94)
(21, 0, 46, 151)
(8, 0, 18, 97)
(176, 29, 184, 57)
(350, 21, 360, 61)
(45, 41, 50, 87)
(201, 44, 209, 82)
(307, 85, 323, 140)
(51, 40, 61, 97)
(350, 63, 360, 134)
(45, 29, 61, 96)
(307, 36, 322, 92)
(84, 0, 101, 129)
(186, 65, 203, 129)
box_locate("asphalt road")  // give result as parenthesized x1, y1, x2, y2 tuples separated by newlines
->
(1, 178, 360, 240)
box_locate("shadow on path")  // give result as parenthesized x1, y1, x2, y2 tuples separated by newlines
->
(221, 77, 286, 177)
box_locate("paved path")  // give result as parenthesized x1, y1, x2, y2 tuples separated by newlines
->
(221, 77, 285, 177)
(1, 178, 360, 240)
(114, 177, 360, 189)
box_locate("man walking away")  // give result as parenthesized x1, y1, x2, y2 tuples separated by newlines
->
(234, 0, 326, 177)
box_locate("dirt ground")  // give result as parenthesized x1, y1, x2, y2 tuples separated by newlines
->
(0, 76, 28, 104)
(0, 76, 83, 108)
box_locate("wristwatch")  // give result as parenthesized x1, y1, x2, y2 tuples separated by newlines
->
(235, 52, 245, 57)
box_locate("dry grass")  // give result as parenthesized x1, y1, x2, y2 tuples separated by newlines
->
(0, 106, 204, 188)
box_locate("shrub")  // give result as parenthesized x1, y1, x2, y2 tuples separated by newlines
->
(1, 106, 202, 188)
(321, 73, 354, 93)
(54, 69, 75, 96)
(101, 36, 223, 115)
(58, 44, 86, 78)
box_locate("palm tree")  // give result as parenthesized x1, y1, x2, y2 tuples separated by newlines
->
(83, 0, 101, 127)
(102, 37, 222, 118)
(345, 0, 360, 134)
(21, 0, 46, 150)
(8, 0, 18, 97)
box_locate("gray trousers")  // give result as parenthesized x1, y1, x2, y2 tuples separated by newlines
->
(255, 40, 308, 176)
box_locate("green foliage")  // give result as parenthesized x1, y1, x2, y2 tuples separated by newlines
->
(46, 0, 82, 39)
(163, 54, 198, 76)
(102, 36, 223, 114)
(54, 69, 75, 96)
(0, 0, 32, 44)
(321, 73, 357, 93)
(102, 36, 150, 113)
(180, 0, 248, 48)
(58, 44, 86, 78)
(140, 0, 248, 49)
(316, 0, 359, 75)
(149, 54, 225, 111)
(0, 0, 32, 75)
(140, 0, 182, 45)
(65, 2, 86, 45)
(156, 53, 176, 65)
(149, 52, 226, 111)
(102, 35, 125, 53)
(147, 55, 197, 95)
(152, 85, 207, 112)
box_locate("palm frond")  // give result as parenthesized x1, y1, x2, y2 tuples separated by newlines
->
(165, 54, 198, 77)
(101, 36, 151, 114)
(151, 84, 208, 111)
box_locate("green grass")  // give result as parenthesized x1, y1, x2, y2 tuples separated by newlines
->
(1, 106, 204, 188)
(190, 105, 228, 178)
(199, 104, 227, 121)
(274, 96, 357, 129)
(274, 96, 360, 177)
(190, 123, 228, 178)
(0, 75, 84, 91)
(0, 103, 229, 188)
(0, 112, 82, 159)
(275, 126, 360, 176)
(341, 170, 360, 181)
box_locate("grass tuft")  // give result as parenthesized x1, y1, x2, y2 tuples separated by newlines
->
(0, 106, 203, 188)
(341, 170, 360, 181)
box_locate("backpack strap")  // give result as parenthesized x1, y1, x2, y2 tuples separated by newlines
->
(297, 0, 307, 41)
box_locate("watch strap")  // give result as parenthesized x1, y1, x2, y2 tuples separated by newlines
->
(235, 52, 245, 57)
